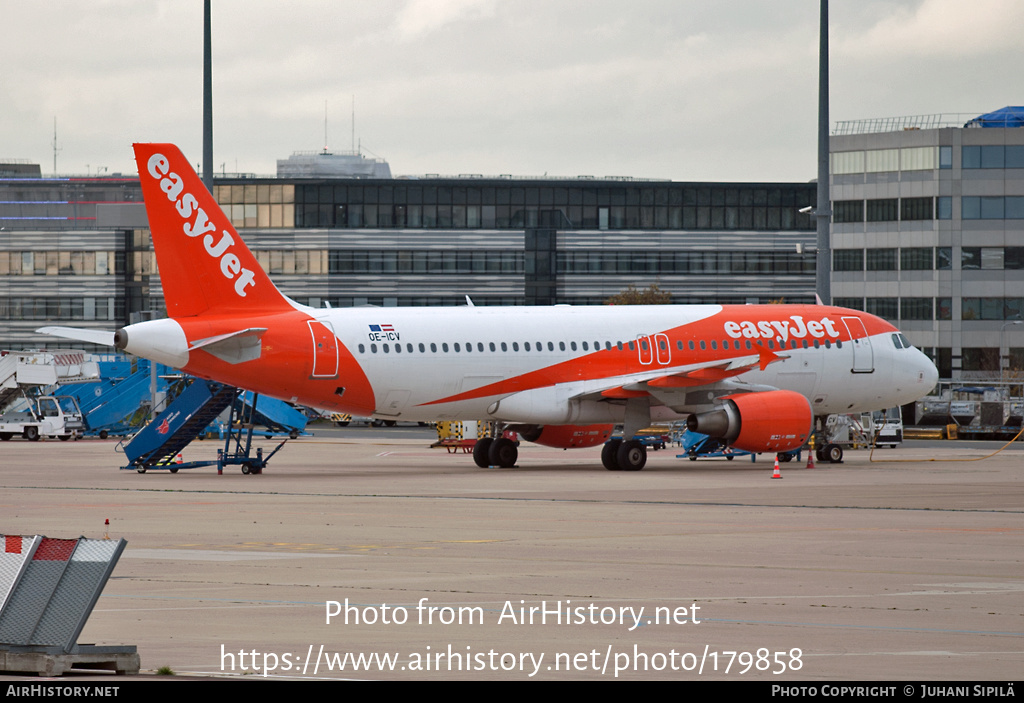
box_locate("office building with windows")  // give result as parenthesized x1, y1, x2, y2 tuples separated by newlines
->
(830, 107, 1024, 380)
(0, 161, 816, 351)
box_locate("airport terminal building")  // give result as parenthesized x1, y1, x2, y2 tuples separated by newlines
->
(0, 156, 817, 351)
(830, 107, 1024, 380)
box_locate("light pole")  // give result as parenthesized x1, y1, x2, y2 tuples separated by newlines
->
(1000, 319, 1022, 386)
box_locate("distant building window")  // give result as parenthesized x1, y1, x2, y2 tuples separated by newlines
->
(900, 146, 937, 171)
(963, 196, 1006, 219)
(962, 298, 1005, 320)
(1004, 248, 1024, 270)
(833, 249, 863, 271)
(866, 248, 897, 271)
(937, 247, 953, 270)
(900, 248, 933, 270)
(833, 200, 863, 223)
(833, 297, 863, 311)
(900, 298, 933, 320)
(831, 151, 865, 175)
(866, 198, 898, 222)
(961, 348, 998, 372)
(937, 297, 952, 320)
(865, 149, 899, 173)
(900, 197, 933, 221)
(865, 297, 898, 321)
(939, 146, 953, 169)
(962, 248, 981, 270)
(937, 196, 952, 220)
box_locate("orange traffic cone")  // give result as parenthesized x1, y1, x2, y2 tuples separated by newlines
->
(771, 456, 783, 479)
(805, 449, 815, 469)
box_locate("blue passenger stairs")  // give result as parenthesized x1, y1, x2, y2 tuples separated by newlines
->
(121, 379, 290, 475)
(238, 391, 308, 438)
(58, 359, 169, 438)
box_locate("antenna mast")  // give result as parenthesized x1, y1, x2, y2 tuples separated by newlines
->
(51, 117, 62, 175)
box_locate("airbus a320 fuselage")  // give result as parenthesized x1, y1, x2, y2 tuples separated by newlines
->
(41, 144, 939, 471)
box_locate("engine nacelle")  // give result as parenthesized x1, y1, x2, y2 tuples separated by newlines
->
(685, 390, 811, 453)
(515, 424, 614, 449)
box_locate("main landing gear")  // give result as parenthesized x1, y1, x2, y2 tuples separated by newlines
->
(601, 438, 647, 471)
(472, 436, 519, 468)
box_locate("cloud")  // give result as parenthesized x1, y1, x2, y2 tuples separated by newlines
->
(394, 0, 495, 41)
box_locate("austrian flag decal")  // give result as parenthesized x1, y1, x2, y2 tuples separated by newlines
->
(368, 324, 399, 341)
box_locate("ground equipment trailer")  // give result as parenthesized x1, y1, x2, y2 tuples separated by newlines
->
(0, 395, 84, 441)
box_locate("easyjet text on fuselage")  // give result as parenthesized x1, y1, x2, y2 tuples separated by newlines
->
(723, 315, 841, 343)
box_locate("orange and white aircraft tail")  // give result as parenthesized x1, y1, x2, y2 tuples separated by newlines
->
(133, 143, 294, 318)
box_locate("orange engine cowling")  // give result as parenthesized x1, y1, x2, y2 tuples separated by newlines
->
(685, 390, 811, 453)
(517, 424, 615, 449)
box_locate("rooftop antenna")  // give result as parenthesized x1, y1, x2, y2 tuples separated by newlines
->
(323, 99, 329, 154)
(51, 117, 62, 175)
(351, 95, 356, 154)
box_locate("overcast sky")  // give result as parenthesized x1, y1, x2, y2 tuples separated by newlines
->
(2, 0, 1022, 182)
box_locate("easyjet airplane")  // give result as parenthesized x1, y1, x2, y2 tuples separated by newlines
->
(41, 144, 938, 470)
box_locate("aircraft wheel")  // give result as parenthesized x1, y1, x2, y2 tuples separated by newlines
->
(616, 440, 647, 471)
(825, 443, 843, 463)
(24, 427, 39, 442)
(601, 439, 622, 470)
(473, 438, 493, 468)
(488, 437, 518, 468)
(778, 453, 793, 463)
(815, 447, 826, 462)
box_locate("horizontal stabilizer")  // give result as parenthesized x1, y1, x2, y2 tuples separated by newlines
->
(36, 326, 116, 347)
(188, 328, 268, 365)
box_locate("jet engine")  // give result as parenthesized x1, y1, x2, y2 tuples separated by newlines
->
(685, 390, 811, 453)
(515, 424, 614, 449)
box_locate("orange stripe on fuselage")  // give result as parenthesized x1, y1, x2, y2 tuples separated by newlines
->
(419, 305, 893, 407)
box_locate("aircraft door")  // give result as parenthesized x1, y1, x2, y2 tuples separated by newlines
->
(637, 335, 653, 365)
(655, 333, 671, 365)
(842, 317, 874, 373)
(637, 334, 671, 366)
(308, 319, 339, 379)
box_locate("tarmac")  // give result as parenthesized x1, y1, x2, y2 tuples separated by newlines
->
(0, 427, 1021, 681)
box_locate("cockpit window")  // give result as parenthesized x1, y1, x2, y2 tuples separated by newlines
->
(892, 333, 903, 349)
(899, 333, 912, 349)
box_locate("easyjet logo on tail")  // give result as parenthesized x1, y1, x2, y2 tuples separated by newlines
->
(146, 153, 256, 298)
(724, 315, 840, 343)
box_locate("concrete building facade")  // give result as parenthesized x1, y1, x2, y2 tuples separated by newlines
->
(0, 170, 816, 351)
(830, 109, 1024, 380)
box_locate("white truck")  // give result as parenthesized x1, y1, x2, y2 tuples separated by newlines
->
(0, 396, 84, 441)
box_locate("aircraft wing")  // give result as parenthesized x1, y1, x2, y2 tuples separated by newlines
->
(567, 350, 788, 413)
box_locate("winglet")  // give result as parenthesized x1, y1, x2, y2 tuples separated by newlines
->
(132, 144, 293, 318)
